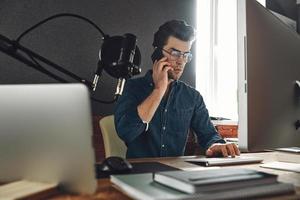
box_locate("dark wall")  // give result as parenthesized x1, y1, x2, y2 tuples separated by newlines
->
(0, 0, 196, 116)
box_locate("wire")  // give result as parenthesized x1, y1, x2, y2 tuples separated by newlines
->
(16, 13, 108, 43)
(14, 13, 118, 104)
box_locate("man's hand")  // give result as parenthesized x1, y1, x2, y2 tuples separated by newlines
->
(137, 57, 173, 123)
(206, 143, 240, 157)
(152, 57, 173, 93)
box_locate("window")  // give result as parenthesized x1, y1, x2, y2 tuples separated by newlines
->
(196, 0, 265, 120)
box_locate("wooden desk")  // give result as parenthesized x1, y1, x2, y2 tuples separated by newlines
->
(48, 152, 300, 199)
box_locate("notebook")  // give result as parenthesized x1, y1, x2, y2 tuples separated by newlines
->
(0, 84, 97, 194)
(260, 162, 300, 173)
(153, 168, 278, 194)
(111, 173, 295, 200)
(185, 156, 263, 166)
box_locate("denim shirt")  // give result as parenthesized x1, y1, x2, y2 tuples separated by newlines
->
(114, 70, 225, 158)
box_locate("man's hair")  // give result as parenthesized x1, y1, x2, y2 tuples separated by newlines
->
(152, 20, 196, 48)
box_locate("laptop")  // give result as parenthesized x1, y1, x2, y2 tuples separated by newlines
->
(0, 84, 97, 194)
(185, 156, 263, 167)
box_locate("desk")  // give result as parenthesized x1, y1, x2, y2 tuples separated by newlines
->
(48, 152, 300, 200)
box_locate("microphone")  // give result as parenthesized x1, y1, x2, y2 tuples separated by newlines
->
(92, 33, 141, 93)
(115, 78, 126, 96)
(92, 60, 104, 91)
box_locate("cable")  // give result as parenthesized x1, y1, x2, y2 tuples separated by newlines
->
(16, 13, 108, 43)
(12, 13, 119, 104)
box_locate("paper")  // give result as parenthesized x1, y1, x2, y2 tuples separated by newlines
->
(260, 162, 300, 173)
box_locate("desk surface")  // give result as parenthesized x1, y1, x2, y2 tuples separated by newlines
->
(48, 152, 299, 200)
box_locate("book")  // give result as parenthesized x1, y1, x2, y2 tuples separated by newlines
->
(275, 151, 300, 163)
(276, 147, 300, 153)
(153, 168, 277, 194)
(111, 172, 295, 200)
(0, 180, 58, 199)
(260, 161, 300, 173)
(185, 156, 263, 167)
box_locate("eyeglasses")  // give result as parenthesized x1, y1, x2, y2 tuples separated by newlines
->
(161, 48, 193, 63)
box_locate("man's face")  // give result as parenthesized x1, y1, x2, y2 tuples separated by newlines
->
(162, 36, 193, 80)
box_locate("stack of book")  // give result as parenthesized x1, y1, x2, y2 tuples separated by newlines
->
(111, 168, 295, 200)
(260, 148, 300, 173)
(276, 147, 300, 163)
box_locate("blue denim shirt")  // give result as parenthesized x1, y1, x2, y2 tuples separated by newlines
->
(114, 70, 225, 158)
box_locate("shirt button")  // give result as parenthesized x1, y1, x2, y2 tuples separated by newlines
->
(150, 83, 153, 87)
(164, 109, 167, 112)
(162, 126, 166, 130)
(162, 144, 165, 148)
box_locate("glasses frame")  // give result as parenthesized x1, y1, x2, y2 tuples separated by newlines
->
(160, 48, 193, 63)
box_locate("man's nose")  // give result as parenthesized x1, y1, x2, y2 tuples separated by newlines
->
(176, 56, 185, 65)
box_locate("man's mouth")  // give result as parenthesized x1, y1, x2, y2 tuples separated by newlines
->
(173, 68, 182, 73)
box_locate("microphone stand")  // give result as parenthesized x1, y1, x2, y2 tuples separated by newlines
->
(0, 33, 93, 89)
(0, 13, 140, 104)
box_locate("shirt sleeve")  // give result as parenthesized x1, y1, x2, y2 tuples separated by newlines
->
(190, 91, 225, 150)
(114, 80, 147, 144)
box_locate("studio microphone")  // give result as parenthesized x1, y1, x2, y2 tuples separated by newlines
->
(92, 59, 104, 91)
(115, 78, 126, 96)
(92, 33, 141, 94)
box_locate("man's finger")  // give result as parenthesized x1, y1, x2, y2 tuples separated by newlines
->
(232, 143, 240, 156)
(157, 61, 171, 72)
(221, 145, 228, 157)
(206, 148, 214, 157)
(226, 144, 236, 157)
(163, 66, 172, 73)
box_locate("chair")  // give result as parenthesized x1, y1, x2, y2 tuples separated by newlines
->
(99, 115, 127, 158)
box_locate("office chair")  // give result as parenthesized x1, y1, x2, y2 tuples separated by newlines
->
(99, 115, 127, 158)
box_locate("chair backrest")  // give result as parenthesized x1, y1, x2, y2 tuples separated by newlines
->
(99, 115, 127, 158)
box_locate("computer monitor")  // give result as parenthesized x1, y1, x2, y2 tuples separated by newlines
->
(0, 84, 97, 194)
(237, 0, 300, 152)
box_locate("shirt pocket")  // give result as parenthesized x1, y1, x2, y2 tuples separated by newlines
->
(168, 107, 193, 134)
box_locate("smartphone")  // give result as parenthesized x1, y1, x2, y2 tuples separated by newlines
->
(151, 48, 173, 79)
(151, 48, 164, 63)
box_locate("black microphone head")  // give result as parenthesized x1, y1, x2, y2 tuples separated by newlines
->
(99, 34, 141, 79)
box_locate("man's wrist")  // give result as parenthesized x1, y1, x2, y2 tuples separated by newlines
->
(153, 88, 165, 98)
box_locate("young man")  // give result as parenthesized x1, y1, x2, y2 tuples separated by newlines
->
(114, 20, 240, 158)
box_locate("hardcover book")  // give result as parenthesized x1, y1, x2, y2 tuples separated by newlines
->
(111, 172, 295, 200)
(153, 168, 277, 194)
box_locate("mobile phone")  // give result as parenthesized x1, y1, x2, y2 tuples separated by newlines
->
(151, 48, 173, 79)
(151, 48, 164, 63)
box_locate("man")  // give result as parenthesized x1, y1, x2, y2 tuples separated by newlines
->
(114, 20, 240, 158)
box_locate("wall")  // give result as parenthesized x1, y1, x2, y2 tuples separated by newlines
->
(0, 0, 196, 115)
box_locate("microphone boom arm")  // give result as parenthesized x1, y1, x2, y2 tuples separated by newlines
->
(0, 33, 93, 89)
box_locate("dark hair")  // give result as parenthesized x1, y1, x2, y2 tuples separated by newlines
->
(152, 20, 196, 48)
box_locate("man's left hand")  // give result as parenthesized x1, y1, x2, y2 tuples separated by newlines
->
(206, 143, 240, 157)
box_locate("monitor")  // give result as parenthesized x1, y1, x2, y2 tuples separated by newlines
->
(0, 84, 97, 194)
(237, 0, 300, 152)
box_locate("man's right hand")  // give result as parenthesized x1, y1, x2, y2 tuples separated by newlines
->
(152, 57, 173, 94)
(137, 57, 173, 123)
